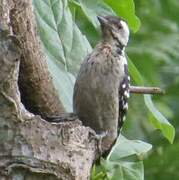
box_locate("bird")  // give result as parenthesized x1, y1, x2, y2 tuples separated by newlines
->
(73, 15, 130, 152)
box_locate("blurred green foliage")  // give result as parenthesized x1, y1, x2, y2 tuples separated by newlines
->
(33, 0, 178, 179)
(129, 0, 179, 179)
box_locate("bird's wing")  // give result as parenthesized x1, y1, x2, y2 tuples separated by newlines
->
(118, 64, 130, 130)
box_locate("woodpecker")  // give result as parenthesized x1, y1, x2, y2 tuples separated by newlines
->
(73, 15, 130, 151)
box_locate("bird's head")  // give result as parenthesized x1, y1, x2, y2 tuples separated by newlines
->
(98, 15, 130, 47)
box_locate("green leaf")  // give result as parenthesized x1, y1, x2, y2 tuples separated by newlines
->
(111, 161, 144, 180)
(71, 0, 115, 29)
(128, 57, 143, 84)
(101, 159, 144, 180)
(112, 161, 144, 180)
(104, 0, 141, 32)
(128, 57, 175, 143)
(107, 135, 152, 161)
(144, 95, 175, 143)
(45, 54, 75, 111)
(91, 165, 106, 180)
(71, 0, 140, 33)
(33, 0, 91, 111)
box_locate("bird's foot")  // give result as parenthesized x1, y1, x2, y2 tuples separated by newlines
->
(89, 130, 108, 155)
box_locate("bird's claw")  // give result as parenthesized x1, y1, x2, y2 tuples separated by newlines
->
(89, 130, 108, 155)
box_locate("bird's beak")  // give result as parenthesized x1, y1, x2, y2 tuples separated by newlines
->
(97, 16, 108, 26)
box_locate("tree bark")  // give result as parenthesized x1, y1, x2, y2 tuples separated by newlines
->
(0, 0, 98, 179)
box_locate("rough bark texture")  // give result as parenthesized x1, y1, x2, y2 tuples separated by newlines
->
(0, 0, 99, 179)
(9, 0, 65, 118)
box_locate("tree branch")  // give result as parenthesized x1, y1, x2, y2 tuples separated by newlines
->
(130, 86, 165, 95)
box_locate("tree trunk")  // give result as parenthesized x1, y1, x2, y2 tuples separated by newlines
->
(0, 0, 98, 179)
(10, 0, 65, 118)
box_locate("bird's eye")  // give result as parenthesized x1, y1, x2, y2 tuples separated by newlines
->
(118, 24, 122, 29)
